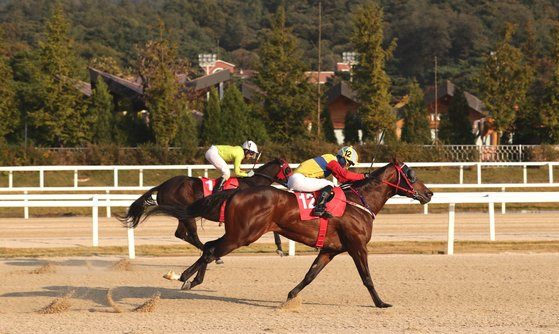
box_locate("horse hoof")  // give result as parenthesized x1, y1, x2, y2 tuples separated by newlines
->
(181, 281, 192, 290)
(215, 259, 224, 265)
(276, 250, 285, 257)
(163, 270, 180, 281)
(377, 302, 392, 308)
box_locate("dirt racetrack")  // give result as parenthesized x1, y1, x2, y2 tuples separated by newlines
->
(1, 212, 559, 333)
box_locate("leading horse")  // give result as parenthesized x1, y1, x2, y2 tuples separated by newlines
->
(146, 159, 433, 308)
(118, 158, 292, 258)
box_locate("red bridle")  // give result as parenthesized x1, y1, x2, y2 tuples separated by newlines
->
(381, 163, 416, 196)
(276, 160, 293, 182)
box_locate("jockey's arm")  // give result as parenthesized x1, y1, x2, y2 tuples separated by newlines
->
(326, 160, 364, 184)
(233, 150, 248, 177)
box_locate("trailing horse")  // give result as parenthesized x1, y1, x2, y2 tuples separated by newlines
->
(118, 158, 292, 257)
(147, 159, 433, 308)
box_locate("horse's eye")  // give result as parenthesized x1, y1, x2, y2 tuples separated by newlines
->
(408, 169, 416, 182)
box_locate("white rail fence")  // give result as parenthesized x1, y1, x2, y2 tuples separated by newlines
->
(1, 161, 558, 189)
(2, 192, 559, 259)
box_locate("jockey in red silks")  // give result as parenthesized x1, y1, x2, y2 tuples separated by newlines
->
(287, 146, 365, 218)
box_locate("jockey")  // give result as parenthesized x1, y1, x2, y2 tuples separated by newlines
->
(287, 146, 365, 218)
(205, 140, 259, 194)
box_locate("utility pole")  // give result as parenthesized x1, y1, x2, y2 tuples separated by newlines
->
(434, 55, 438, 142)
(317, 0, 322, 137)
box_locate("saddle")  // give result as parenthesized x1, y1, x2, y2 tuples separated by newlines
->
(200, 177, 239, 197)
(293, 187, 347, 248)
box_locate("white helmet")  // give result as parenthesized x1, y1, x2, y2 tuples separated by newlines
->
(241, 140, 258, 154)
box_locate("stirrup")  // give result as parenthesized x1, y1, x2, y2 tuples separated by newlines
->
(312, 206, 333, 218)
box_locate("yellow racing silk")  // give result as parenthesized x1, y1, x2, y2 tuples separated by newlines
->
(215, 145, 248, 177)
(293, 154, 337, 178)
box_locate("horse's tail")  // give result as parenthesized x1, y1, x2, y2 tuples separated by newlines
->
(117, 185, 160, 229)
(143, 189, 239, 221)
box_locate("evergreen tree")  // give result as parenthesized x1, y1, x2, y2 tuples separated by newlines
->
(201, 87, 223, 144)
(401, 80, 431, 144)
(90, 77, 114, 144)
(343, 111, 361, 144)
(256, 6, 314, 142)
(0, 41, 19, 140)
(349, 3, 397, 143)
(475, 23, 533, 143)
(438, 87, 475, 144)
(26, 2, 91, 146)
(540, 23, 559, 144)
(138, 31, 190, 147)
(173, 106, 198, 153)
(322, 108, 337, 144)
(220, 84, 251, 143)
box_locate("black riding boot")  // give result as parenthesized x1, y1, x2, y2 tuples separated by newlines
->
(213, 177, 226, 194)
(312, 185, 334, 218)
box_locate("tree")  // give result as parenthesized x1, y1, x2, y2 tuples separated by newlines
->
(90, 77, 114, 144)
(401, 80, 431, 144)
(438, 87, 475, 145)
(0, 40, 19, 141)
(220, 84, 251, 143)
(540, 22, 559, 144)
(475, 23, 533, 143)
(26, 1, 91, 146)
(137, 25, 191, 147)
(343, 111, 361, 144)
(256, 5, 315, 142)
(350, 3, 397, 143)
(201, 87, 223, 144)
(173, 107, 198, 154)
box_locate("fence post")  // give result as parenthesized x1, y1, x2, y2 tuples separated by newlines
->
(288, 240, 295, 256)
(128, 228, 136, 259)
(106, 190, 111, 218)
(501, 187, 506, 214)
(187, 167, 192, 177)
(8, 170, 13, 188)
(113, 168, 118, 187)
(139, 169, 143, 187)
(74, 169, 78, 188)
(92, 195, 99, 247)
(476, 163, 482, 184)
(24, 190, 29, 219)
(489, 201, 495, 241)
(459, 165, 464, 184)
(523, 165, 527, 184)
(423, 204, 429, 215)
(549, 163, 554, 184)
(447, 203, 455, 255)
(39, 168, 44, 188)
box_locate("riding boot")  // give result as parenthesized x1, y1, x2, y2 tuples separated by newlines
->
(312, 185, 334, 218)
(213, 177, 226, 194)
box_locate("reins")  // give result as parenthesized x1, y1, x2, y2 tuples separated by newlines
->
(381, 163, 416, 196)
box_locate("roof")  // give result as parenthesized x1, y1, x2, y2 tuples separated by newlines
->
(185, 70, 231, 90)
(424, 80, 486, 115)
(88, 67, 143, 98)
(304, 71, 335, 84)
(327, 81, 357, 104)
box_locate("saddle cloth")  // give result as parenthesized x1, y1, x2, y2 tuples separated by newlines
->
(200, 177, 239, 197)
(294, 186, 347, 221)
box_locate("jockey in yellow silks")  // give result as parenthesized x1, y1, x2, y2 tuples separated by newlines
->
(205, 140, 259, 193)
(287, 146, 365, 218)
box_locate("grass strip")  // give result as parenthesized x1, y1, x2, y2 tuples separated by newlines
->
(1, 240, 558, 258)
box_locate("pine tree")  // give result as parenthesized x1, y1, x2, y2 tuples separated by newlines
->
(322, 108, 337, 144)
(256, 6, 314, 142)
(541, 23, 559, 144)
(173, 104, 198, 154)
(438, 87, 475, 144)
(401, 80, 431, 144)
(201, 87, 223, 144)
(349, 4, 397, 143)
(475, 23, 533, 143)
(0, 41, 19, 140)
(26, 1, 90, 146)
(343, 111, 361, 144)
(220, 84, 251, 143)
(138, 31, 190, 147)
(90, 77, 114, 144)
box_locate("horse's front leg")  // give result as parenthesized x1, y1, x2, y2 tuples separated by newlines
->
(286, 250, 339, 300)
(347, 244, 391, 308)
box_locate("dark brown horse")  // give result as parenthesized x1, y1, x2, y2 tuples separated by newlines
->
(146, 159, 433, 308)
(118, 158, 292, 257)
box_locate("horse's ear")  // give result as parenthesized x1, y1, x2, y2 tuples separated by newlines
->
(390, 156, 399, 165)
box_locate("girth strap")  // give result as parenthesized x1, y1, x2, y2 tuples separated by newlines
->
(315, 217, 329, 248)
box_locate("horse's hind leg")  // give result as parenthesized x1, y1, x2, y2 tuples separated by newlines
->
(174, 218, 204, 250)
(286, 250, 339, 301)
(273, 232, 284, 256)
(347, 244, 391, 308)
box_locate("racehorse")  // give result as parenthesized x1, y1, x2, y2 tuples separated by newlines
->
(118, 158, 292, 259)
(146, 159, 433, 308)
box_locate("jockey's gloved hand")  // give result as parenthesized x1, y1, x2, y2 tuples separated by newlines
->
(362, 172, 372, 179)
(247, 170, 255, 177)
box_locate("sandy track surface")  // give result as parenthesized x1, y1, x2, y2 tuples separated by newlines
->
(0, 253, 558, 333)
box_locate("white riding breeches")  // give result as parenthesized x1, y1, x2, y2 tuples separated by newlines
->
(287, 172, 334, 192)
(205, 145, 230, 179)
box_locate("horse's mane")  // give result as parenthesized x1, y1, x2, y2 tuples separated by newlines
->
(348, 162, 392, 189)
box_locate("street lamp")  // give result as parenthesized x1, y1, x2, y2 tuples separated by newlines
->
(198, 54, 217, 75)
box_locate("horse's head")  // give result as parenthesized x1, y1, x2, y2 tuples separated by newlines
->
(381, 158, 433, 204)
(254, 158, 292, 185)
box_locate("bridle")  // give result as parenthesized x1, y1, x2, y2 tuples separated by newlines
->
(253, 159, 292, 186)
(381, 163, 418, 198)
